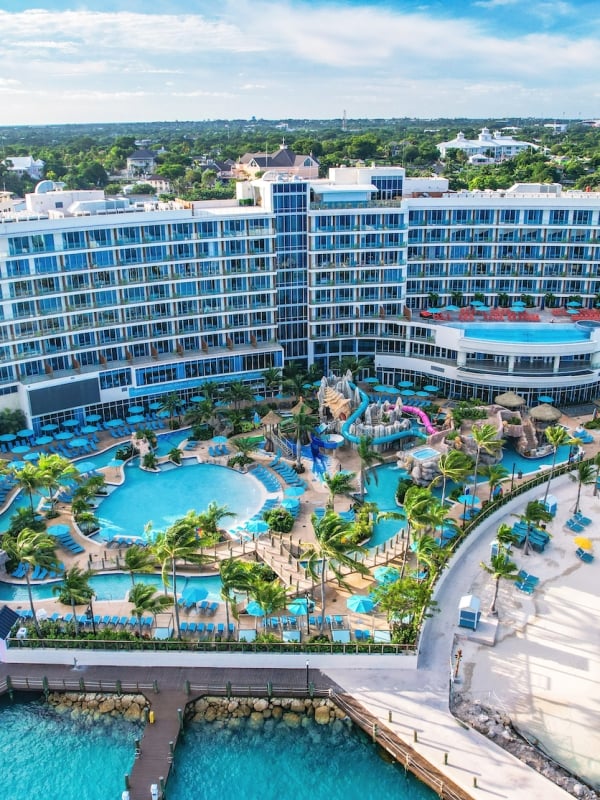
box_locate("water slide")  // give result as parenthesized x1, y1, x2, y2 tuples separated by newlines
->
(340, 385, 431, 445)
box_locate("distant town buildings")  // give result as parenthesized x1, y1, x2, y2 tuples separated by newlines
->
(1, 156, 45, 180)
(126, 149, 158, 178)
(437, 128, 535, 163)
(235, 143, 319, 179)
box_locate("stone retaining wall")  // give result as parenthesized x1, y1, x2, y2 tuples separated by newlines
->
(187, 695, 349, 729)
(46, 691, 149, 723)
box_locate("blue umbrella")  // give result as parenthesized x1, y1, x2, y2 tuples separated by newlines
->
(127, 415, 145, 424)
(47, 524, 71, 538)
(415, 391, 430, 397)
(85, 414, 102, 423)
(128, 405, 144, 415)
(428, 307, 445, 314)
(41, 423, 58, 432)
(287, 598, 309, 616)
(253, 395, 265, 402)
(284, 486, 305, 497)
(398, 380, 414, 388)
(17, 428, 34, 438)
(245, 601, 266, 618)
(35, 435, 54, 446)
(23, 452, 40, 462)
(347, 595, 375, 614)
(245, 519, 269, 534)
(156, 410, 170, 418)
(444, 305, 461, 312)
(189, 396, 205, 404)
(149, 401, 163, 411)
(567, 301, 582, 308)
(537, 395, 554, 404)
(54, 431, 73, 441)
(423, 385, 440, 393)
(373, 566, 400, 584)
(11, 445, 30, 454)
(181, 585, 208, 607)
(107, 458, 123, 468)
(457, 493, 481, 506)
(68, 438, 88, 449)
(80, 425, 98, 434)
(105, 419, 124, 428)
(7, 460, 25, 470)
(253, 411, 261, 426)
(75, 461, 96, 474)
(0, 433, 16, 442)
(62, 418, 79, 427)
(363, 377, 379, 384)
(400, 389, 415, 397)
(281, 498, 299, 510)
(212, 435, 228, 444)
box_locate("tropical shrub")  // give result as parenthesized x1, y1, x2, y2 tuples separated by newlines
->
(263, 507, 294, 533)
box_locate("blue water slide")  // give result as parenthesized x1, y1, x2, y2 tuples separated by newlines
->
(340, 384, 428, 445)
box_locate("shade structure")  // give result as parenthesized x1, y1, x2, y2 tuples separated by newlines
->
(75, 461, 96, 474)
(148, 402, 163, 411)
(457, 493, 481, 506)
(567, 308, 579, 315)
(107, 458, 123, 468)
(284, 486, 305, 497)
(212, 435, 228, 444)
(261, 410, 283, 427)
(62, 418, 79, 427)
(398, 380, 414, 388)
(41, 423, 59, 432)
(47, 524, 70, 538)
(423, 385, 440, 393)
(0, 433, 16, 442)
(363, 377, 379, 384)
(444, 304, 461, 312)
(573, 536, 592, 551)
(415, 390, 430, 397)
(381, 385, 401, 395)
(245, 601, 266, 617)
(537, 395, 554, 404)
(7, 460, 25, 470)
(11, 444, 30, 454)
(287, 598, 309, 616)
(281, 498, 300, 511)
(529, 403, 562, 422)
(80, 425, 98, 434)
(54, 431, 73, 441)
(128, 405, 144, 415)
(400, 389, 415, 397)
(68, 437, 88, 448)
(35, 435, 54, 446)
(494, 391, 526, 408)
(253, 411, 262, 426)
(156, 410, 170, 418)
(17, 428, 34, 438)
(510, 305, 526, 313)
(126, 415, 145, 424)
(253, 395, 265, 402)
(346, 594, 375, 614)
(188, 395, 205, 404)
(373, 566, 400, 584)
(23, 452, 40, 462)
(181, 585, 209, 606)
(105, 419, 124, 428)
(245, 519, 269, 534)
(567, 301, 582, 308)
(85, 414, 102, 423)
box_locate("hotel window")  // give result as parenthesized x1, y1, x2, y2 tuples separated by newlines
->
(500, 209, 519, 224)
(549, 210, 568, 225)
(524, 209, 543, 225)
(573, 210, 592, 226)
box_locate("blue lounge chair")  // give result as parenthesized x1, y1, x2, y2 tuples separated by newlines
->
(63, 613, 74, 624)
(198, 600, 208, 614)
(208, 601, 219, 614)
(206, 622, 215, 636)
(574, 511, 592, 526)
(354, 629, 363, 641)
(197, 622, 205, 636)
(516, 580, 535, 594)
(566, 519, 585, 533)
(576, 547, 594, 563)
(49, 612, 61, 623)
(180, 621, 189, 633)
(118, 616, 128, 628)
(188, 622, 197, 634)
(217, 623, 225, 636)
(228, 622, 236, 635)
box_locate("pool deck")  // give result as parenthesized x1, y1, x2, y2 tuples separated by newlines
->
(2, 412, 600, 798)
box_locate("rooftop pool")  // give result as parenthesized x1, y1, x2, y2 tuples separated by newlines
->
(448, 322, 591, 344)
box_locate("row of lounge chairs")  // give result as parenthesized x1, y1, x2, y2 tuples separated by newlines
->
(573, 428, 594, 444)
(49, 529, 85, 555)
(270, 460, 306, 488)
(180, 621, 232, 638)
(250, 465, 281, 493)
(515, 569, 540, 595)
(11, 562, 64, 580)
(208, 444, 230, 457)
(510, 521, 550, 553)
(566, 511, 592, 532)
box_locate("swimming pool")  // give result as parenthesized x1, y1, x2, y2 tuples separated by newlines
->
(411, 447, 440, 461)
(94, 462, 265, 542)
(449, 322, 591, 344)
(0, 571, 222, 603)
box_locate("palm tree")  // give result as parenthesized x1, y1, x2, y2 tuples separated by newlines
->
(150, 516, 209, 638)
(247, 577, 288, 630)
(323, 470, 356, 511)
(480, 552, 520, 615)
(430, 450, 473, 506)
(593, 452, 600, 497)
(262, 366, 282, 396)
(356, 435, 384, 501)
(123, 544, 157, 587)
(470, 423, 503, 510)
(543, 425, 575, 502)
(52, 566, 95, 635)
(302, 510, 368, 631)
(219, 558, 252, 635)
(233, 436, 259, 462)
(330, 355, 373, 379)
(222, 381, 254, 410)
(516, 500, 553, 556)
(290, 406, 316, 471)
(160, 392, 182, 427)
(37, 454, 80, 515)
(128, 583, 173, 637)
(480, 463, 509, 501)
(185, 398, 214, 429)
(8, 462, 44, 513)
(378, 485, 432, 578)
(569, 460, 595, 514)
(196, 502, 236, 539)
(5, 527, 58, 635)
(74, 509, 99, 534)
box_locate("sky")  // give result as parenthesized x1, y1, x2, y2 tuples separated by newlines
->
(1, 0, 600, 125)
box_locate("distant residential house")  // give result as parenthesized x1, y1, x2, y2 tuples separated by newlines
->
(126, 149, 158, 178)
(205, 159, 236, 181)
(2, 155, 45, 180)
(145, 175, 172, 194)
(236, 144, 319, 179)
(437, 128, 535, 162)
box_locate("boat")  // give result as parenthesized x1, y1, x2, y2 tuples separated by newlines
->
(520, 444, 554, 459)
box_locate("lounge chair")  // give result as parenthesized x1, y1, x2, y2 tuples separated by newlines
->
(180, 621, 189, 633)
(354, 629, 363, 641)
(118, 616, 129, 628)
(208, 601, 219, 614)
(49, 612, 61, 623)
(198, 600, 209, 614)
(63, 613, 74, 624)
(217, 623, 225, 636)
(101, 615, 111, 626)
(516, 580, 535, 594)
(228, 622, 236, 635)
(188, 622, 197, 634)
(206, 622, 215, 636)
(566, 519, 585, 533)
(197, 622, 205, 636)
(576, 547, 594, 563)
(574, 512, 592, 526)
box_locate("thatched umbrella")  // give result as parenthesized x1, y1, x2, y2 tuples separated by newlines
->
(261, 410, 283, 427)
(290, 396, 312, 416)
(494, 391, 526, 409)
(529, 404, 562, 423)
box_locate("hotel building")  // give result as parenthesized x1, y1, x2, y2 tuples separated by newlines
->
(1, 169, 600, 429)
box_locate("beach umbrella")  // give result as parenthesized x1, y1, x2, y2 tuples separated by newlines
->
(107, 458, 123, 468)
(573, 536, 593, 551)
(181, 585, 209, 607)
(400, 389, 414, 397)
(35, 435, 54, 446)
(373, 384, 390, 393)
(0, 433, 16, 442)
(11, 444, 30, 454)
(495, 391, 526, 408)
(457, 493, 481, 506)
(444, 304, 461, 312)
(284, 486, 305, 497)
(148, 401, 163, 410)
(567, 308, 580, 315)
(41, 423, 59, 432)
(17, 428, 34, 438)
(423, 385, 440, 393)
(127, 415, 145, 424)
(80, 425, 98, 434)
(428, 307, 445, 314)
(7, 460, 25, 470)
(373, 566, 400, 584)
(415, 390, 430, 397)
(23, 452, 40, 462)
(281, 498, 300, 511)
(567, 301, 582, 308)
(537, 395, 554, 404)
(189, 395, 205, 404)
(346, 594, 375, 614)
(510, 305, 526, 313)
(530, 404, 561, 422)
(287, 598, 309, 616)
(48, 524, 71, 538)
(253, 395, 265, 402)
(75, 461, 96, 475)
(54, 431, 73, 441)
(245, 601, 267, 628)
(105, 419, 124, 428)
(85, 414, 102, 423)
(398, 380, 414, 388)
(69, 437, 88, 449)
(363, 377, 379, 384)
(128, 405, 144, 415)
(245, 519, 269, 534)
(157, 410, 170, 418)
(253, 411, 262, 426)
(212, 435, 228, 444)
(62, 418, 79, 428)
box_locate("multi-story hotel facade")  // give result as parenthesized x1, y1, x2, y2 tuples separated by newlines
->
(1, 168, 600, 430)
